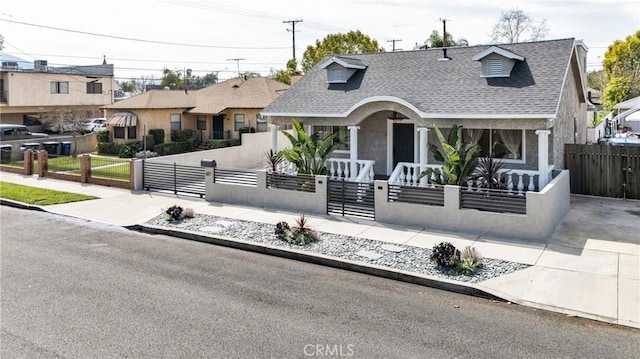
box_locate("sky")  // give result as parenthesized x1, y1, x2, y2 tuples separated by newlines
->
(1, 0, 638, 83)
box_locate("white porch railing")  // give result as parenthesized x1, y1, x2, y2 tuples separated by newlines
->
(276, 158, 375, 182)
(389, 162, 555, 194)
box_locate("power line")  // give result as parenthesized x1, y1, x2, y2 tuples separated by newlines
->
(0, 18, 289, 50)
(283, 19, 303, 63)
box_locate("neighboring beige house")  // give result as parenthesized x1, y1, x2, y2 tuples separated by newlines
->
(0, 54, 114, 130)
(102, 77, 289, 144)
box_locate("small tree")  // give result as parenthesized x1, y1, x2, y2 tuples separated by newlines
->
(418, 125, 479, 186)
(277, 119, 337, 175)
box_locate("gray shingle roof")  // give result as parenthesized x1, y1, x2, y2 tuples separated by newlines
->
(263, 38, 578, 118)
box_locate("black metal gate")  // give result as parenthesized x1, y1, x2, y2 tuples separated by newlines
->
(327, 179, 375, 220)
(142, 160, 206, 197)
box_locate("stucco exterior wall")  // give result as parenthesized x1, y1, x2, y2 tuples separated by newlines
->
(553, 64, 586, 168)
(1, 72, 113, 108)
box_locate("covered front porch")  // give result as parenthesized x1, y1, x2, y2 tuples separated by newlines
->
(269, 107, 556, 194)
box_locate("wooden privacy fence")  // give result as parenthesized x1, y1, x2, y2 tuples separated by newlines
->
(564, 144, 640, 199)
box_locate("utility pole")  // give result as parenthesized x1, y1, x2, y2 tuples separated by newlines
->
(283, 19, 303, 62)
(227, 58, 245, 77)
(438, 18, 449, 47)
(387, 39, 402, 52)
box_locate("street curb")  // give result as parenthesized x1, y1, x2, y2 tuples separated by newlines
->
(0, 198, 47, 212)
(126, 223, 505, 302)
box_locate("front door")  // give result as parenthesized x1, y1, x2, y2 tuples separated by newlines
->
(212, 115, 224, 139)
(393, 123, 414, 168)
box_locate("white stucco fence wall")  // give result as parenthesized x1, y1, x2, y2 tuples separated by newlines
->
(147, 130, 293, 168)
(204, 170, 328, 216)
(374, 170, 570, 241)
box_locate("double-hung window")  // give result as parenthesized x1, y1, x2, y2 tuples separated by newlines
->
(234, 114, 245, 131)
(170, 114, 181, 131)
(256, 114, 267, 132)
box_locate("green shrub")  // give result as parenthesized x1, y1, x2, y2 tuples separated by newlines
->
(142, 135, 155, 151)
(165, 205, 195, 221)
(430, 242, 460, 267)
(97, 142, 120, 155)
(172, 129, 194, 142)
(207, 139, 241, 149)
(96, 130, 110, 143)
(117, 142, 142, 158)
(274, 214, 317, 246)
(154, 141, 193, 156)
(148, 128, 165, 145)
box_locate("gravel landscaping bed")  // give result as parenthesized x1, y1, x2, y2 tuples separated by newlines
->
(147, 213, 530, 284)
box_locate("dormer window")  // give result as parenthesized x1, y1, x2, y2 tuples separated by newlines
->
(473, 46, 524, 78)
(319, 56, 367, 84)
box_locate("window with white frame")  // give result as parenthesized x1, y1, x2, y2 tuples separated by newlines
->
(312, 125, 350, 151)
(170, 114, 181, 131)
(50, 81, 69, 94)
(464, 129, 524, 161)
(234, 114, 245, 131)
(256, 114, 267, 132)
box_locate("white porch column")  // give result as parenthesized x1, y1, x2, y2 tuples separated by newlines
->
(348, 125, 359, 180)
(418, 127, 429, 185)
(535, 129, 551, 190)
(270, 123, 278, 154)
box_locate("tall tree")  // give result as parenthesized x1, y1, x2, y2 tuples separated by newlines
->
(0, 34, 4, 50)
(117, 80, 136, 93)
(301, 30, 383, 73)
(271, 59, 298, 85)
(490, 9, 549, 43)
(587, 70, 608, 91)
(601, 30, 640, 108)
(415, 30, 468, 49)
(161, 68, 184, 89)
(602, 77, 631, 111)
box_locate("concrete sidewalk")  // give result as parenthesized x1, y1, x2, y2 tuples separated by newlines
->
(1, 171, 638, 329)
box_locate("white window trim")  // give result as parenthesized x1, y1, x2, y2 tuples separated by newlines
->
(309, 125, 351, 152)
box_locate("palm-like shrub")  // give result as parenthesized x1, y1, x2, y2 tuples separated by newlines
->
(418, 124, 479, 186)
(274, 214, 317, 245)
(264, 149, 284, 173)
(470, 156, 509, 189)
(278, 119, 337, 175)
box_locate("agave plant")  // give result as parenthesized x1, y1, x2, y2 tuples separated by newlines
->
(470, 156, 509, 189)
(264, 149, 284, 173)
(418, 124, 479, 186)
(277, 119, 337, 175)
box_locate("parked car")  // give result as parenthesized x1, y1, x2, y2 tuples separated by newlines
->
(81, 118, 107, 133)
(0, 124, 49, 140)
(42, 122, 74, 134)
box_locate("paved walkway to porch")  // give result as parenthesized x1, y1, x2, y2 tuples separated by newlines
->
(1, 171, 638, 328)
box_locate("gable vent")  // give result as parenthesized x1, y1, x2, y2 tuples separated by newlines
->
(329, 68, 343, 82)
(487, 59, 503, 76)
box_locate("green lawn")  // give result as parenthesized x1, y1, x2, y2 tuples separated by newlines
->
(0, 181, 98, 205)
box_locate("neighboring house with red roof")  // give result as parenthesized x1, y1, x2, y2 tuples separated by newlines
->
(102, 77, 289, 144)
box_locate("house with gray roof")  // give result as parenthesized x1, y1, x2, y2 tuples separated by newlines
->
(263, 38, 588, 191)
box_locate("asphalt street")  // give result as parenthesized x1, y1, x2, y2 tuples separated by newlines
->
(1, 207, 638, 359)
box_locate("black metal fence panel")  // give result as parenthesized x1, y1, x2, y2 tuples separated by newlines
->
(388, 184, 445, 206)
(213, 167, 257, 187)
(327, 179, 375, 219)
(267, 172, 316, 192)
(143, 161, 205, 197)
(459, 188, 527, 215)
